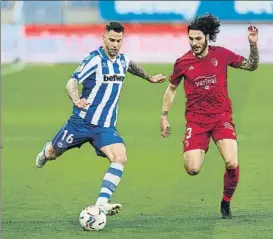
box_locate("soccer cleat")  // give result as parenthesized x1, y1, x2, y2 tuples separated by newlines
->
(35, 142, 51, 168)
(220, 200, 232, 219)
(99, 203, 122, 216)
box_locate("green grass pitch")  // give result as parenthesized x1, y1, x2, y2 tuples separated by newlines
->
(2, 63, 273, 239)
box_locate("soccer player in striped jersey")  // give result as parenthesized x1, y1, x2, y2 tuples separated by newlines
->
(35, 22, 166, 216)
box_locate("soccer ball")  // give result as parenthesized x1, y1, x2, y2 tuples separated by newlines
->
(79, 205, 107, 231)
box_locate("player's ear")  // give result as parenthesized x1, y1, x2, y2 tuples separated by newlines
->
(103, 30, 109, 40)
(205, 34, 209, 41)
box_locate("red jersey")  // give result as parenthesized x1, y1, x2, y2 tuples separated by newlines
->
(170, 46, 244, 123)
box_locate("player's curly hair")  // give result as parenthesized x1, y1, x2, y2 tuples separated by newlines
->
(188, 13, 220, 42)
(105, 21, 125, 33)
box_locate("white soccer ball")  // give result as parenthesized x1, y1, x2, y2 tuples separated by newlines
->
(79, 205, 107, 231)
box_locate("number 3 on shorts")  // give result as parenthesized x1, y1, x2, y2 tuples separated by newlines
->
(61, 130, 74, 144)
(186, 127, 192, 139)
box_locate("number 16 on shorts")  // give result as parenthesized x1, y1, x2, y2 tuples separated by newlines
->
(52, 127, 76, 151)
(61, 130, 74, 144)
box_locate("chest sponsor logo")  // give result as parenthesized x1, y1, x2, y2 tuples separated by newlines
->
(104, 74, 125, 82)
(194, 75, 217, 90)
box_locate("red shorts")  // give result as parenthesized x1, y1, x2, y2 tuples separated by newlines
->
(183, 119, 237, 153)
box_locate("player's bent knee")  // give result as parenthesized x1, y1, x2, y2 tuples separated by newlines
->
(183, 151, 204, 176)
(184, 165, 200, 176)
(109, 154, 127, 165)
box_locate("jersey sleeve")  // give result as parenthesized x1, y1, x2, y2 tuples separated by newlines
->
(119, 54, 130, 72)
(72, 52, 99, 84)
(124, 55, 130, 71)
(221, 47, 245, 68)
(169, 58, 184, 86)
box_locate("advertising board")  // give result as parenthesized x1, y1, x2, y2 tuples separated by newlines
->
(2, 24, 273, 64)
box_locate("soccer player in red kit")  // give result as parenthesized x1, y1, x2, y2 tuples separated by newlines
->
(160, 14, 259, 219)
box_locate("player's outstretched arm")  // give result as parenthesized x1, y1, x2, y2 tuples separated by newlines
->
(238, 43, 259, 71)
(160, 83, 178, 138)
(127, 60, 166, 83)
(237, 25, 259, 71)
(66, 78, 89, 109)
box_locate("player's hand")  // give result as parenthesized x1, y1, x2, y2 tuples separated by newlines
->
(160, 116, 171, 138)
(149, 74, 167, 83)
(74, 98, 90, 109)
(248, 25, 258, 44)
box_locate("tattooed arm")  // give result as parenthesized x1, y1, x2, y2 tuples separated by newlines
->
(127, 60, 151, 81)
(66, 78, 89, 109)
(66, 78, 80, 104)
(238, 43, 259, 71)
(127, 60, 166, 83)
(235, 25, 259, 71)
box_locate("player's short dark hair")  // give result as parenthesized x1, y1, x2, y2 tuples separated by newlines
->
(105, 22, 125, 33)
(188, 13, 220, 42)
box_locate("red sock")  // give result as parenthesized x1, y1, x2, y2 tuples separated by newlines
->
(222, 165, 240, 202)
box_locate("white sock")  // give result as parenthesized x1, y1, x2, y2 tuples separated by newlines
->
(95, 163, 124, 206)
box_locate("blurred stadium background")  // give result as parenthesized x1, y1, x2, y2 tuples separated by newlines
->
(1, 1, 273, 239)
(2, 1, 273, 64)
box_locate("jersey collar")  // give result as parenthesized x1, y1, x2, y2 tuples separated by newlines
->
(98, 46, 120, 61)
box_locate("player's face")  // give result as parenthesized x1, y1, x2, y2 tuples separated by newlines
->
(103, 30, 123, 58)
(188, 30, 208, 56)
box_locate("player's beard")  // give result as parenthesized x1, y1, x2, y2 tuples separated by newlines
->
(193, 39, 208, 57)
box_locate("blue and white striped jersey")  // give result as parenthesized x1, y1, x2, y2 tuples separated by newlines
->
(71, 46, 130, 127)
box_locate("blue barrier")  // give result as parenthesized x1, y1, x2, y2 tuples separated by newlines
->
(98, 1, 273, 22)
(67, 1, 98, 8)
